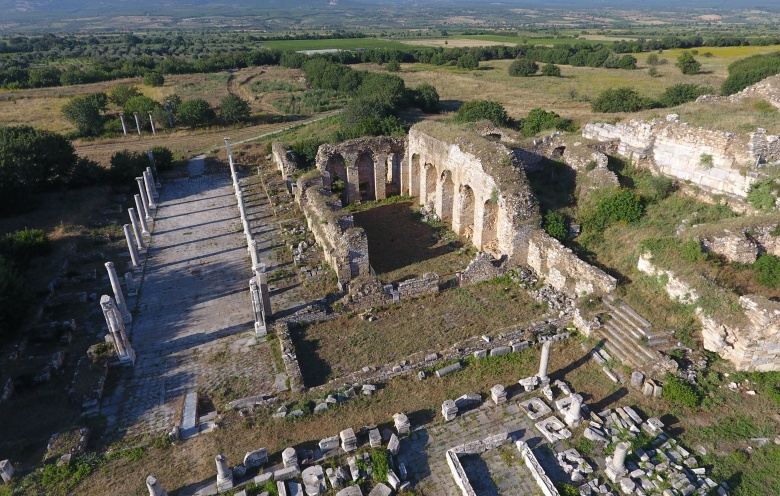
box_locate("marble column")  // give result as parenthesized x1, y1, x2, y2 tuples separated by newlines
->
(606, 441, 631, 482)
(564, 395, 583, 427)
(128, 208, 145, 251)
(250, 277, 267, 337)
(100, 295, 135, 365)
(120, 115, 128, 136)
(538, 341, 551, 381)
(124, 224, 140, 268)
(146, 475, 168, 496)
(143, 171, 156, 209)
(148, 112, 156, 136)
(249, 239, 259, 271)
(105, 261, 131, 323)
(215, 454, 233, 491)
(146, 166, 161, 191)
(256, 270, 272, 317)
(134, 194, 150, 234)
(137, 177, 153, 217)
(133, 112, 142, 136)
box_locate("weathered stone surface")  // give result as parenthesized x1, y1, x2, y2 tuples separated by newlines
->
(367, 483, 392, 496)
(319, 435, 340, 452)
(244, 448, 268, 468)
(0, 460, 13, 484)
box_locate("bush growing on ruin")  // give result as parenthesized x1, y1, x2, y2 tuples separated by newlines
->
(543, 211, 568, 241)
(508, 58, 538, 77)
(755, 254, 780, 287)
(454, 100, 511, 127)
(747, 179, 778, 212)
(676, 51, 701, 75)
(586, 189, 644, 231)
(662, 374, 701, 407)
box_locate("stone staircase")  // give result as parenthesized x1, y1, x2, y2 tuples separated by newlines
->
(594, 296, 675, 375)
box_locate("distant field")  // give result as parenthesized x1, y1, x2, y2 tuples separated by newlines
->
(401, 38, 518, 48)
(459, 34, 616, 46)
(259, 38, 410, 51)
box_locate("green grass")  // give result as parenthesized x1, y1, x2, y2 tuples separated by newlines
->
(259, 38, 411, 51)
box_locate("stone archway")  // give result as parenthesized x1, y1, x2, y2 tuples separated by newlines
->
(481, 198, 499, 254)
(356, 152, 376, 201)
(438, 170, 454, 222)
(455, 184, 475, 239)
(326, 153, 348, 205)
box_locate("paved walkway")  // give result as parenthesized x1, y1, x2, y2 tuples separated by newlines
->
(106, 161, 276, 436)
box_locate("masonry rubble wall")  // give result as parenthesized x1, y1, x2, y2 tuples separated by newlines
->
(697, 74, 780, 111)
(638, 253, 780, 371)
(295, 173, 370, 285)
(695, 222, 780, 264)
(275, 321, 303, 393)
(272, 140, 299, 177)
(408, 123, 615, 297)
(445, 450, 477, 496)
(398, 273, 439, 298)
(583, 116, 772, 199)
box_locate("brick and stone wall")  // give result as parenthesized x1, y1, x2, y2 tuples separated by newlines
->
(272, 140, 299, 177)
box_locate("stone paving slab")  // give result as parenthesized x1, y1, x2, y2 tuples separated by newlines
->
(111, 168, 278, 436)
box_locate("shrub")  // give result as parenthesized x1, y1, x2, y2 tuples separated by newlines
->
(411, 83, 440, 113)
(291, 138, 326, 166)
(591, 87, 655, 113)
(385, 59, 401, 72)
(543, 211, 568, 241)
(0, 228, 50, 264)
(747, 179, 778, 211)
(143, 72, 165, 87)
(721, 51, 780, 95)
(109, 84, 141, 106)
(0, 255, 27, 337)
(634, 173, 674, 202)
(61, 93, 108, 136)
(679, 239, 706, 263)
(508, 58, 539, 77)
(617, 54, 637, 70)
(177, 99, 215, 127)
(109, 150, 149, 189)
(454, 100, 511, 127)
(220, 94, 251, 124)
(676, 51, 701, 75)
(149, 146, 174, 171)
(662, 374, 701, 407)
(659, 83, 711, 107)
(646, 53, 660, 66)
(596, 189, 644, 224)
(123, 95, 160, 128)
(370, 449, 390, 483)
(755, 254, 780, 287)
(456, 54, 479, 70)
(519, 108, 574, 136)
(540, 63, 561, 77)
(557, 484, 580, 496)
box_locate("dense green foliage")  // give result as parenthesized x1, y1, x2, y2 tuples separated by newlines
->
(584, 189, 645, 231)
(108, 84, 141, 107)
(540, 63, 561, 77)
(722, 52, 780, 95)
(370, 449, 391, 483)
(177, 99, 215, 127)
(508, 57, 539, 76)
(591, 87, 656, 113)
(385, 59, 401, 72)
(754, 254, 780, 287)
(0, 254, 27, 337)
(746, 179, 778, 211)
(662, 374, 702, 407)
(676, 51, 701, 75)
(109, 150, 151, 188)
(61, 92, 108, 136)
(543, 211, 568, 241)
(149, 146, 175, 171)
(658, 83, 712, 107)
(220, 94, 251, 124)
(456, 53, 479, 69)
(0, 228, 50, 264)
(143, 72, 165, 87)
(412, 83, 440, 113)
(454, 100, 511, 126)
(519, 108, 574, 136)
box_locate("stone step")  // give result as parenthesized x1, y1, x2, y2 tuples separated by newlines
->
(601, 321, 659, 367)
(594, 328, 644, 370)
(610, 298, 652, 328)
(605, 303, 650, 340)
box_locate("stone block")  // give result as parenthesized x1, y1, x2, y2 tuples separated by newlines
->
(473, 349, 488, 359)
(274, 466, 300, 481)
(368, 483, 392, 496)
(244, 448, 268, 468)
(336, 486, 363, 496)
(278, 481, 288, 496)
(435, 362, 461, 377)
(319, 435, 340, 452)
(490, 346, 511, 357)
(388, 434, 400, 455)
(369, 429, 381, 448)
(631, 371, 645, 388)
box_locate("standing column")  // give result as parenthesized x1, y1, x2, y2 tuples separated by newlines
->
(124, 225, 141, 269)
(128, 208, 145, 251)
(105, 262, 132, 323)
(146, 475, 168, 496)
(143, 171, 156, 209)
(136, 177, 154, 217)
(134, 194, 150, 234)
(256, 270, 272, 317)
(133, 112, 142, 136)
(538, 341, 551, 381)
(120, 115, 128, 136)
(146, 166, 161, 192)
(607, 441, 631, 482)
(215, 455, 233, 491)
(249, 239, 259, 271)
(564, 395, 583, 427)
(250, 278, 267, 337)
(148, 112, 156, 136)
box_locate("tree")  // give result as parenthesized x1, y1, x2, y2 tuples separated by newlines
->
(412, 83, 440, 113)
(123, 95, 161, 129)
(109, 84, 141, 106)
(143, 72, 165, 87)
(456, 54, 479, 70)
(220, 94, 251, 124)
(676, 51, 701, 75)
(109, 150, 150, 189)
(617, 54, 637, 70)
(591, 87, 655, 113)
(27, 67, 62, 88)
(540, 63, 561, 77)
(659, 84, 711, 107)
(61, 93, 108, 136)
(646, 53, 660, 66)
(177, 99, 215, 127)
(508, 58, 539, 77)
(385, 59, 401, 72)
(454, 100, 511, 127)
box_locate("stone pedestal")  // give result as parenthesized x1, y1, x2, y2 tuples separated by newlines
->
(146, 475, 168, 496)
(215, 454, 233, 491)
(302, 465, 326, 496)
(282, 447, 299, 468)
(564, 395, 583, 427)
(491, 384, 507, 404)
(538, 341, 552, 381)
(128, 208, 145, 251)
(105, 262, 131, 323)
(124, 224, 141, 268)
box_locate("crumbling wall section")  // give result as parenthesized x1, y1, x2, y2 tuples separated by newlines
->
(295, 172, 370, 285)
(638, 253, 780, 371)
(398, 273, 439, 298)
(272, 140, 299, 177)
(583, 116, 765, 198)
